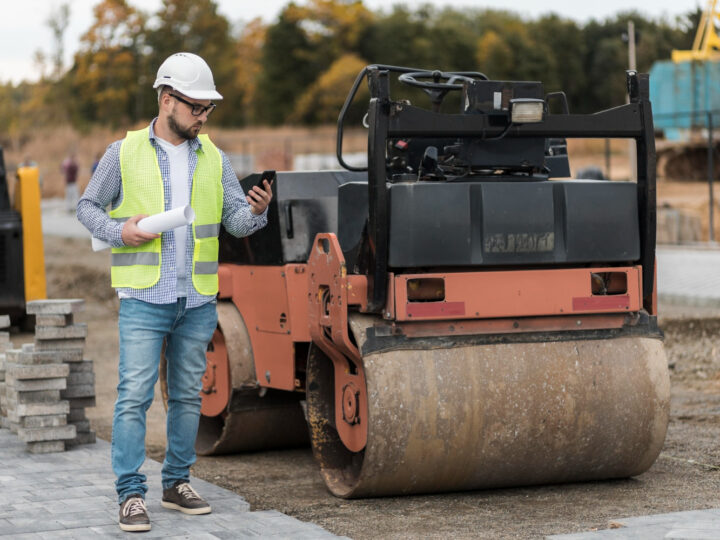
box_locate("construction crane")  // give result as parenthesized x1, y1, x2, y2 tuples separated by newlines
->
(672, 0, 720, 62)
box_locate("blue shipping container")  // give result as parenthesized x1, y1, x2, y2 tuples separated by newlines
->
(649, 59, 720, 140)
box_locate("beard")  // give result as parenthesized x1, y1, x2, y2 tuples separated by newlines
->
(167, 111, 202, 140)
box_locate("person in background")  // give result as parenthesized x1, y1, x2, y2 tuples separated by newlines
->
(61, 153, 79, 212)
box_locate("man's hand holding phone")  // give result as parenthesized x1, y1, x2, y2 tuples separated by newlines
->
(248, 170, 275, 215)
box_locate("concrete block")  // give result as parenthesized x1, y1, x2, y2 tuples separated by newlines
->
(67, 396, 96, 408)
(26, 440, 65, 454)
(61, 384, 95, 399)
(9, 421, 18, 433)
(6, 348, 77, 365)
(68, 360, 94, 373)
(6, 363, 69, 380)
(5, 389, 61, 404)
(34, 338, 86, 351)
(67, 407, 87, 422)
(34, 314, 73, 327)
(67, 372, 95, 386)
(35, 324, 88, 340)
(0, 416, 9, 429)
(7, 377, 66, 392)
(65, 430, 96, 447)
(21, 414, 67, 428)
(17, 424, 76, 442)
(0, 315, 10, 328)
(70, 419, 90, 432)
(25, 299, 85, 315)
(7, 400, 69, 421)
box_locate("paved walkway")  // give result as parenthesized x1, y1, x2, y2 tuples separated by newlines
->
(657, 245, 720, 306)
(0, 430, 341, 539)
(548, 509, 720, 539)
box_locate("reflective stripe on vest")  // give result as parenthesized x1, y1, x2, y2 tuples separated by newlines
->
(112, 252, 160, 266)
(195, 223, 221, 238)
(109, 127, 223, 294)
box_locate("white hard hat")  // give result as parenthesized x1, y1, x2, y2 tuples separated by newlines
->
(153, 52, 223, 100)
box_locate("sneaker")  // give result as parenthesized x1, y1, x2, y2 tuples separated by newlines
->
(161, 481, 212, 515)
(119, 495, 151, 532)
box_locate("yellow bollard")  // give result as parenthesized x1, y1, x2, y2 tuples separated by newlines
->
(14, 166, 46, 302)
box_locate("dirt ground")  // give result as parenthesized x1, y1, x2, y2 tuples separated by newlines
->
(14, 236, 716, 539)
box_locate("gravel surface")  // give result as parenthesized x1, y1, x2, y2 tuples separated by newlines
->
(30, 237, 720, 539)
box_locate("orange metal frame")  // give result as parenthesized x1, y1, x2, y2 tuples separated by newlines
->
(210, 232, 651, 451)
(392, 267, 642, 322)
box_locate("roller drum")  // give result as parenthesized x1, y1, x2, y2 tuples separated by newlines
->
(308, 321, 670, 498)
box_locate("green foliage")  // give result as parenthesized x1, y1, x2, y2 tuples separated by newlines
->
(8, 0, 704, 131)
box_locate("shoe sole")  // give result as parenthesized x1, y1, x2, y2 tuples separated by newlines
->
(118, 522, 151, 532)
(161, 500, 212, 515)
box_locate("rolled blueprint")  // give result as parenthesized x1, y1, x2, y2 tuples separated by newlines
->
(91, 205, 196, 251)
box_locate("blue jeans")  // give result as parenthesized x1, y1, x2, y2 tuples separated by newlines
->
(112, 298, 217, 503)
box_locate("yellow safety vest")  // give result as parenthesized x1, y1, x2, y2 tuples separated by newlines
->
(110, 127, 223, 295)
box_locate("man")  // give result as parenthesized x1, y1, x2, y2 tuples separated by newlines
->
(61, 152, 79, 212)
(77, 52, 273, 533)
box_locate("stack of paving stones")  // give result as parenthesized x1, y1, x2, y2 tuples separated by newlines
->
(27, 298, 97, 448)
(0, 314, 13, 428)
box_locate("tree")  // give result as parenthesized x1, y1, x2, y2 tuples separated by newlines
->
(70, 0, 147, 126)
(145, 0, 238, 124)
(290, 53, 369, 124)
(234, 18, 267, 125)
(255, 0, 373, 125)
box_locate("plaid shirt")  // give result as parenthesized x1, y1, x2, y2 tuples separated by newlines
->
(77, 119, 267, 307)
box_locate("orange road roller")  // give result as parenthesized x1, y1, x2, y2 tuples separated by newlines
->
(179, 66, 669, 498)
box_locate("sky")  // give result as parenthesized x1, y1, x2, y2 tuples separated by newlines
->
(0, 0, 702, 84)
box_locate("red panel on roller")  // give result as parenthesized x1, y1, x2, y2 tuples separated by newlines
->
(572, 295, 630, 311)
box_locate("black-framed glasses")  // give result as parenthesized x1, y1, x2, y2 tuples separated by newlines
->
(169, 93, 216, 117)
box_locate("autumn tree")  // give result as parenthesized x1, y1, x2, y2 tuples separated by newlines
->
(70, 0, 147, 127)
(290, 53, 369, 124)
(144, 0, 239, 125)
(233, 18, 267, 125)
(255, 0, 373, 125)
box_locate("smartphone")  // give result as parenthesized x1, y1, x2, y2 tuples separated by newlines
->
(256, 170, 276, 191)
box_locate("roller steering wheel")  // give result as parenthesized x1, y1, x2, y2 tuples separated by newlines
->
(398, 70, 488, 110)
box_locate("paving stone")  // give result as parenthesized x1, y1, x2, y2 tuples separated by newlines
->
(26, 440, 66, 454)
(68, 360, 94, 373)
(67, 407, 87, 422)
(18, 424, 76, 443)
(7, 377, 66, 392)
(6, 362, 69, 380)
(61, 384, 95, 399)
(0, 430, 340, 539)
(35, 314, 74, 327)
(5, 348, 62, 365)
(0, 315, 10, 328)
(69, 419, 90, 432)
(35, 324, 88, 340)
(22, 414, 67, 428)
(7, 400, 69, 421)
(5, 388, 61, 404)
(34, 338, 86, 351)
(66, 372, 95, 385)
(65, 430, 96, 446)
(25, 299, 85, 316)
(67, 396, 96, 408)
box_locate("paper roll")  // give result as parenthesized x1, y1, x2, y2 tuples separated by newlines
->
(91, 205, 196, 251)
